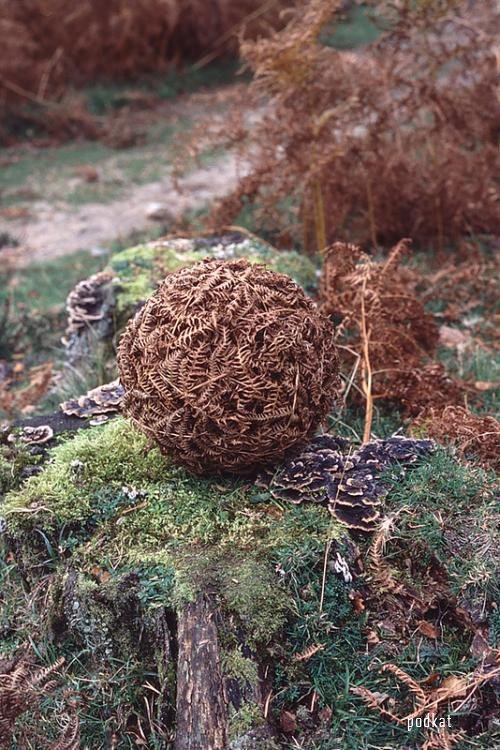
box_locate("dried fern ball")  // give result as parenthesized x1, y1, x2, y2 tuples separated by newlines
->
(118, 258, 339, 474)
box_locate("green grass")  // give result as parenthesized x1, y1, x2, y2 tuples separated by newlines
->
(83, 58, 242, 116)
(271, 449, 499, 749)
(321, 3, 384, 50)
(0, 121, 180, 208)
(0, 250, 107, 311)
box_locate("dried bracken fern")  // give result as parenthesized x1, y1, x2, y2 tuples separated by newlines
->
(118, 257, 340, 474)
(318, 240, 448, 432)
(0, 655, 80, 747)
(195, 0, 499, 247)
(352, 660, 500, 726)
(380, 664, 427, 709)
(0, 361, 54, 417)
(50, 714, 81, 750)
(294, 643, 325, 662)
(413, 406, 500, 471)
(368, 515, 406, 594)
(422, 727, 466, 750)
(0, 0, 286, 114)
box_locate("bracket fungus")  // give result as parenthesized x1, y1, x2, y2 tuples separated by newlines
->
(258, 435, 435, 532)
(60, 379, 124, 419)
(118, 258, 339, 474)
(62, 271, 116, 363)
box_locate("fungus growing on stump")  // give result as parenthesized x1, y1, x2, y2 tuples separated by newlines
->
(118, 258, 339, 474)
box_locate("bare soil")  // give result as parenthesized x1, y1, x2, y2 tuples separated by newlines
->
(0, 87, 247, 269)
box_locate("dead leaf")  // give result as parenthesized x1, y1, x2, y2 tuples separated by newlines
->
(91, 567, 111, 584)
(74, 165, 99, 182)
(470, 630, 492, 660)
(434, 675, 468, 700)
(318, 706, 332, 723)
(366, 630, 380, 646)
(420, 672, 440, 686)
(417, 620, 438, 639)
(349, 590, 365, 614)
(474, 381, 500, 391)
(280, 710, 296, 734)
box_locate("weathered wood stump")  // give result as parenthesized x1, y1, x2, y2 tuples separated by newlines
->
(174, 592, 228, 750)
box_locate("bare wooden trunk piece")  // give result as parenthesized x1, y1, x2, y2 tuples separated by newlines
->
(174, 592, 227, 750)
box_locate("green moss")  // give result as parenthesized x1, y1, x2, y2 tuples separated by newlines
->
(2, 418, 170, 530)
(108, 235, 320, 321)
(0, 443, 43, 497)
(228, 701, 265, 741)
(221, 646, 259, 686)
(219, 556, 290, 646)
(3, 417, 343, 651)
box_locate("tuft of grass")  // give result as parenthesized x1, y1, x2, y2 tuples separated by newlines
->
(321, 3, 384, 49)
(0, 250, 108, 312)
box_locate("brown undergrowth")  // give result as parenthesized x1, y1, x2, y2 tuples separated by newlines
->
(318, 239, 499, 463)
(413, 406, 500, 472)
(191, 0, 499, 248)
(0, 0, 285, 125)
(317, 234, 500, 462)
(319, 239, 444, 436)
(0, 655, 79, 749)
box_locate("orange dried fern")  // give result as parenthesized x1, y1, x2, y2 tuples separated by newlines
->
(413, 406, 500, 470)
(318, 240, 447, 432)
(0, 656, 79, 748)
(197, 0, 499, 246)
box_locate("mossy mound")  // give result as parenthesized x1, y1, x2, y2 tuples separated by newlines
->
(1, 417, 498, 748)
(0, 417, 352, 746)
(3, 418, 340, 571)
(109, 233, 319, 322)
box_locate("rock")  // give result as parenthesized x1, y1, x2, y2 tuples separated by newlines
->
(73, 165, 99, 183)
(145, 202, 174, 222)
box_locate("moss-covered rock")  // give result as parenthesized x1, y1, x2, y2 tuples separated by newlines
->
(109, 233, 319, 324)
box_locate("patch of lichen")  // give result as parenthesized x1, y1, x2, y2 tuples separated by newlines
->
(109, 240, 206, 317)
(108, 236, 319, 323)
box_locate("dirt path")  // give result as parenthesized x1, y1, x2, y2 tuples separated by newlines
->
(0, 88, 247, 269)
(1, 152, 245, 268)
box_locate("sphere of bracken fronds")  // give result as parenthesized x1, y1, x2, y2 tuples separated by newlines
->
(118, 258, 339, 474)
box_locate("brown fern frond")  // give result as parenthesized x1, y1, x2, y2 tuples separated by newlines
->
(294, 643, 325, 662)
(184, 0, 499, 247)
(368, 514, 406, 596)
(350, 685, 403, 724)
(28, 657, 65, 689)
(381, 664, 427, 708)
(51, 715, 80, 750)
(0, 655, 70, 747)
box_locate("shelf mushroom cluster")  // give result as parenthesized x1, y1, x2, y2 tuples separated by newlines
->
(258, 435, 435, 531)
